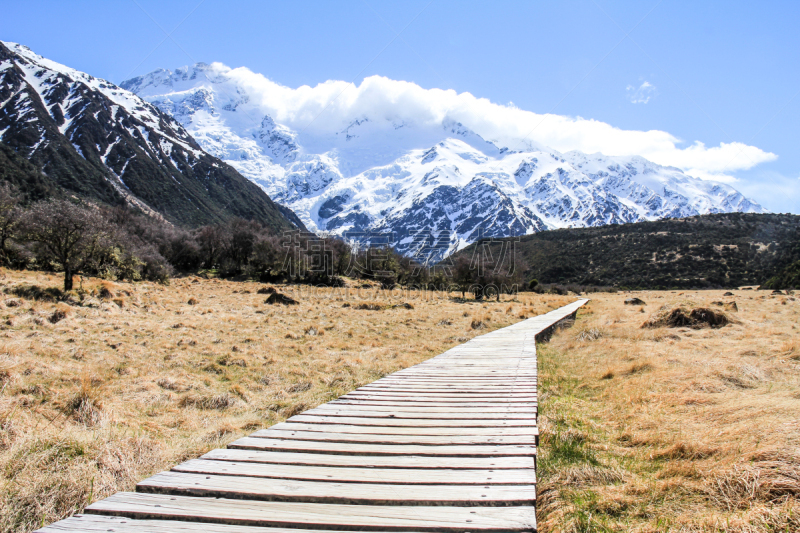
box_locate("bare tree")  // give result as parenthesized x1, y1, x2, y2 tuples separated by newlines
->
(21, 200, 111, 291)
(196, 225, 226, 269)
(0, 183, 21, 266)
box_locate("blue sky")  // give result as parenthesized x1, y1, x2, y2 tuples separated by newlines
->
(3, 0, 798, 213)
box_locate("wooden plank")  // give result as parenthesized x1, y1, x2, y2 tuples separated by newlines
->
(362, 380, 538, 385)
(337, 395, 537, 404)
(270, 422, 539, 437)
(173, 458, 536, 485)
(343, 392, 537, 399)
(368, 379, 537, 384)
(250, 429, 535, 446)
(388, 369, 537, 373)
(349, 384, 537, 389)
(136, 471, 536, 506)
(204, 449, 535, 469)
(300, 411, 537, 421)
(355, 387, 536, 393)
(330, 400, 537, 409)
(304, 408, 536, 419)
(37, 514, 347, 533)
(346, 389, 538, 395)
(288, 414, 538, 427)
(390, 367, 537, 371)
(228, 437, 536, 457)
(85, 493, 538, 532)
(366, 376, 538, 380)
(370, 376, 537, 380)
(353, 389, 536, 395)
(309, 404, 536, 414)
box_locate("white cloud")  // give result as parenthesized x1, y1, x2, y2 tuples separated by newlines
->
(626, 81, 656, 104)
(733, 170, 800, 213)
(188, 65, 777, 180)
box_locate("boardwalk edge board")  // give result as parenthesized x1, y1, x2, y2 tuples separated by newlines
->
(38, 299, 588, 533)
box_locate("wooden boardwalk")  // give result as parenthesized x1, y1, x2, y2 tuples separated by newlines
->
(40, 299, 588, 533)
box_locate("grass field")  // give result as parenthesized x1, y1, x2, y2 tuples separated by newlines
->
(1, 269, 797, 532)
(0, 269, 570, 532)
(538, 290, 800, 532)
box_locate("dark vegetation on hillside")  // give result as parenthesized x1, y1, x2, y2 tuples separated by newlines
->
(761, 260, 800, 290)
(0, 183, 306, 290)
(454, 213, 800, 290)
(0, 181, 528, 297)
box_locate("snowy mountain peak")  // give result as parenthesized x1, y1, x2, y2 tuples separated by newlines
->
(119, 62, 765, 259)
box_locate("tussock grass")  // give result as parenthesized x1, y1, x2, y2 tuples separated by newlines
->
(537, 290, 800, 532)
(0, 269, 568, 531)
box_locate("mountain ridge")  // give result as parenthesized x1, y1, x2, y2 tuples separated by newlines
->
(121, 61, 765, 260)
(0, 42, 300, 231)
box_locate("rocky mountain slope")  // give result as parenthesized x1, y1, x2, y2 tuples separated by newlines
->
(0, 42, 300, 230)
(122, 62, 764, 260)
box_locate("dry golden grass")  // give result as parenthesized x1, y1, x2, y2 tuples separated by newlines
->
(537, 290, 800, 532)
(0, 268, 572, 532)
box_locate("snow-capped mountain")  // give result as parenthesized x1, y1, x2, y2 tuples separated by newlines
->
(0, 42, 301, 230)
(121, 62, 765, 260)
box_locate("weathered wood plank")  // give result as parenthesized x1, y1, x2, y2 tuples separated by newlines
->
(137, 471, 536, 506)
(37, 514, 352, 533)
(203, 449, 535, 469)
(343, 392, 537, 399)
(288, 414, 538, 427)
(341, 395, 537, 403)
(174, 459, 536, 485)
(228, 437, 536, 457)
(371, 380, 535, 384)
(330, 400, 537, 409)
(250, 429, 535, 446)
(84, 493, 538, 532)
(270, 422, 539, 437)
(308, 405, 536, 414)
(303, 410, 536, 420)
(356, 382, 536, 394)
